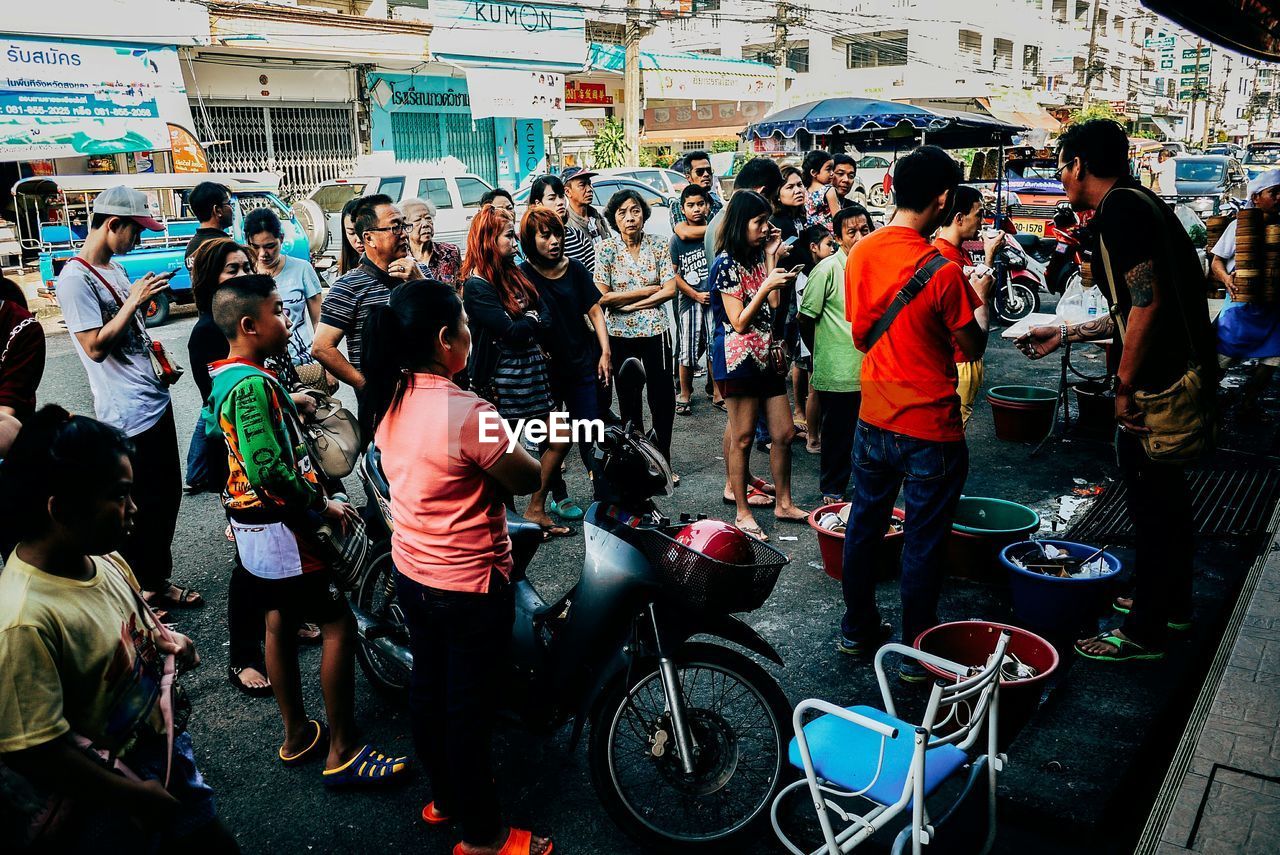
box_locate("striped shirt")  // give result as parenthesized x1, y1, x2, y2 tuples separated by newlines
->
(564, 225, 597, 276)
(318, 257, 426, 372)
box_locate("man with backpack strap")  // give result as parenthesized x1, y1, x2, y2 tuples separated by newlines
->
(838, 146, 994, 680)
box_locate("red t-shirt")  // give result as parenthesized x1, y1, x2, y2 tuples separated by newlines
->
(845, 226, 980, 442)
(931, 238, 977, 365)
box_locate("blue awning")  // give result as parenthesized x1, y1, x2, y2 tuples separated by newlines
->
(745, 98, 1021, 149)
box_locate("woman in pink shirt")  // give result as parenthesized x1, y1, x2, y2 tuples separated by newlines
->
(363, 280, 551, 855)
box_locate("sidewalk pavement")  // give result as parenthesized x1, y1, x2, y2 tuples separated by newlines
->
(1144, 518, 1280, 855)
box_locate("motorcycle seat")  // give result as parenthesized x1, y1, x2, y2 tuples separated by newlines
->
(506, 512, 545, 553)
(1013, 233, 1041, 252)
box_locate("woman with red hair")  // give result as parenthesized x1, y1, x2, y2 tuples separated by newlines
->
(461, 207, 570, 538)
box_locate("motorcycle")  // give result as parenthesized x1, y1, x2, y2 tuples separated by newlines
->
(351, 358, 795, 850)
(1044, 203, 1088, 297)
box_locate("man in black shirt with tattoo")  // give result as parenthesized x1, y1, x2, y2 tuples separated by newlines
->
(1016, 119, 1215, 662)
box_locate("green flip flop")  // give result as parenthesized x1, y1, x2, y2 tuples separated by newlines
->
(1075, 630, 1166, 662)
(1111, 600, 1192, 631)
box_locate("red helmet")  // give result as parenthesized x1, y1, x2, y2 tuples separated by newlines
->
(674, 520, 755, 566)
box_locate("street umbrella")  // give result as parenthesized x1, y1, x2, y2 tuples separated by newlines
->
(745, 98, 1022, 150)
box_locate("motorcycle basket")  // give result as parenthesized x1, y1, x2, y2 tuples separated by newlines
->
(631, 525, 790, 613)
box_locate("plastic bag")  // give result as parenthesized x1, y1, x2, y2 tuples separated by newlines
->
(1056, 274, 1109, 324)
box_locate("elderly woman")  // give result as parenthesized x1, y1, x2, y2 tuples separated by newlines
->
(401, 196, 462, 285)
(595, 188, 678, 466)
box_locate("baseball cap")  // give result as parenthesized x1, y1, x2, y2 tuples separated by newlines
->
(92, 185, 164, 231)
(561, 166, 599, 184)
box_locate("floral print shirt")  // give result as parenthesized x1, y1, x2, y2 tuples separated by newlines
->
(805, 187, 834, 232)
(420, 241, 462, 285)
(594, 233, 674, 338)
(709, 252, 774, 380)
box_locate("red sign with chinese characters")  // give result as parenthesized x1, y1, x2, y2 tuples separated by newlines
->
(566, 81, 614, 106)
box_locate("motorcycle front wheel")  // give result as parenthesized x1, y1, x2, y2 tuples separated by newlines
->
(994, 281, 1040, 324)
(354, 543, 410, 694)
(588, 642, 791, 850)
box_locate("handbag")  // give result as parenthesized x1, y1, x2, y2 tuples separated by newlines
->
(299, 391, 362, 479)
(292, 361, 338, 395)
(310, 498, 370, 592)
(68, 258, 184, 386)
(1096, 189, 1215, 463)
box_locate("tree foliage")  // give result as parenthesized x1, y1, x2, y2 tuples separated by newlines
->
(592, 117, 627, 169)
(1067, 103, 1121, 126)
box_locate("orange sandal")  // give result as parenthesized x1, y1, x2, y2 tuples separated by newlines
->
(422, 801, 451, 825)
(452, 828, 553, 855)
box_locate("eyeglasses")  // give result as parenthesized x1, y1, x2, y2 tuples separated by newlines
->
(1054, 159, 1077, 180)
(364, 222, 408, 235)
(692, 167, 714, 176)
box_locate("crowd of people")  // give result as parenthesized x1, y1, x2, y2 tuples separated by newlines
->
(0, 120, 1232, 852)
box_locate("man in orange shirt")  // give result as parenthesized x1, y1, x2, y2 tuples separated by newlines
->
(838, 146, 994, 679)
(932, 185, 1001, 426)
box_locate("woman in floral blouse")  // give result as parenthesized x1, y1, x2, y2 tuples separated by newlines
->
(594, 188, 678, 464)
(710, 190, 807, 541)
(403, 197, 462, 286)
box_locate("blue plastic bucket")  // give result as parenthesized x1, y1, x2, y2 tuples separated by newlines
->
(1001, 539, 1122, 639)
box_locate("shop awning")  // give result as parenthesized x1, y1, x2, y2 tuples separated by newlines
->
(1151, 115, 1180, 140)
(588, 43, 779, 104)
(643, 126, 742, 144)
(977, 97, 1061, 134)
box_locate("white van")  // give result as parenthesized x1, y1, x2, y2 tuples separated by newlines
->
(296, 155, 494, 272)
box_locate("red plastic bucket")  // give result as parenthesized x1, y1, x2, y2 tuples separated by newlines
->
(915, 620, 1059, 748)
(808, 503, 905, 581)
(987, 385, 1056, 442)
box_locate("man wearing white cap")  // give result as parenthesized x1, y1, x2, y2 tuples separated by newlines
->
(54, 185, 202, 612)
(1209, 168, 1280, 411)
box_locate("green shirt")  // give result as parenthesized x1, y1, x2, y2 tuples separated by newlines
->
(799, 248, 862, 392)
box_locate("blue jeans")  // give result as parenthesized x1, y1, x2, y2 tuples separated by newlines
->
(841, 421, 969, 646)
(185, 413, 209, 487)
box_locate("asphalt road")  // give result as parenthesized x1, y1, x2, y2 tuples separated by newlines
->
(33, 301, 1121, 854)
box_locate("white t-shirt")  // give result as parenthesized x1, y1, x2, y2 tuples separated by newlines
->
(273, 256, 323, 365)
(1154, 159, 1178, 195)
(56, 260, 170, 437)
(1211, 220, 1238, 274)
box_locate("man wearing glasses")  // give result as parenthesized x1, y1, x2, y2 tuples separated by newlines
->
(313, 194, 425, 433)
(184, 181, 233, 268)
(670, 150, 723, 242)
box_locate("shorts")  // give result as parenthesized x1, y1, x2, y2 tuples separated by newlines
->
(1218, 353, 1280, 368)
(716, 374, 788, 399)
(241, 568, 348, 625)
(677, 298, 714, 367)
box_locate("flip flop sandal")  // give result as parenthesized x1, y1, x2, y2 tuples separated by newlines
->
(298, 622, 323, 645)
(279, 719, 329, 766)
(147, 586, 205, 610)
(712, 400, 728, 413)
(229, 665, 274, 698)
(775, 511, 810, 524)
(671, 473, 681, 487)
(1074, 630, 1166, 662)
(421, 801, 452, 826)
(750, 477, 777, 495)
(675, 401, 692, 415)
(1112, 600, 1192, 631)
(723, 487, 775, 507)
(793, 422, 808, 436)
(806, 443, 822, 455)
(322, 744, 411, 788)
(541, 524, 576, 539)
(452, 828, 552, 855)
(550, 498, 584, 521)
(736, 522, 769, 542)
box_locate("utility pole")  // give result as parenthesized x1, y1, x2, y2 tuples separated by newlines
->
(1187, 39, 1203, 145)
(1212, 55, 1230, 138)
(772, 1, 791, 101)
(1201, 46, 1214, 148)
(1080, 0, 1102, 110)
(623, 0, 648, 167)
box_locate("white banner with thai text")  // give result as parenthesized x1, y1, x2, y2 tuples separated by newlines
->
(466, 68, 567, 121)
(643, 68, 776, 104)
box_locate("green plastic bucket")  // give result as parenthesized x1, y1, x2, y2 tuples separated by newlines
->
(948, 497, 1041, 583)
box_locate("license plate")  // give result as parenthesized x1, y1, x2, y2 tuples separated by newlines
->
(1013, 219, 1045, 236)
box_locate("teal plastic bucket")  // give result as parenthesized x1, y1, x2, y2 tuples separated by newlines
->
(948, 497, 1041, 583)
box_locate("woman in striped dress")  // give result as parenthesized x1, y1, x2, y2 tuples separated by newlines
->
(461, 207, 572, 538)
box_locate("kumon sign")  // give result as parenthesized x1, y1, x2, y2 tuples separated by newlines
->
(430, 0, 587, 67)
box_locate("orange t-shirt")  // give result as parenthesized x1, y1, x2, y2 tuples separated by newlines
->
(844, 226, 980, 442)
(375, 373, 512, 592)
(931, 237, 978, 365)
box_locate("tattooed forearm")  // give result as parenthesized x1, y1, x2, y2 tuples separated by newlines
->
(1125, 260, 1157, 308)
(1069, 315, 1115, 342)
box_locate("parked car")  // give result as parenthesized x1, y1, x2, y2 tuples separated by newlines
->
(592, 168, 689, 198)
(13, 172, 306, 327)
(858, 155, 891, 207)
(299, 160, 494, 272)
(1169, 155, 1248, 218)
(513, 176, 674, 239)
(1205, 142, 1245, 160)
(1243, 138, 1280, 182)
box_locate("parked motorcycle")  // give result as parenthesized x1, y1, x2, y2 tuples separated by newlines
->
(351, 358, 794, 850)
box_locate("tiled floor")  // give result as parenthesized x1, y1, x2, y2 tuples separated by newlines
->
(1155, 536, 1280, 854)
